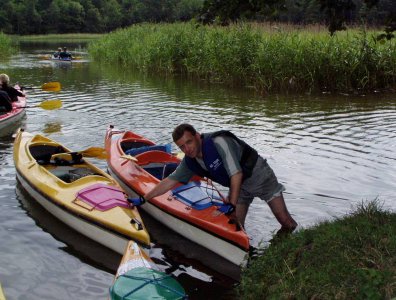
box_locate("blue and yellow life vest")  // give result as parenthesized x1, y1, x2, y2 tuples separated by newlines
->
(184, 130, 258, 187)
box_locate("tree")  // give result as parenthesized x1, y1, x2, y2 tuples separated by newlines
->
(198, 0, 395, 37)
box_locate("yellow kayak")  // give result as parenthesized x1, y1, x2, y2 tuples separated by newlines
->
(13, 129, 150, 254)
(0, 282, 5, 300)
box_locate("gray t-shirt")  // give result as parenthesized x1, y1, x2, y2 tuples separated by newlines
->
(168, 135, 243, 183)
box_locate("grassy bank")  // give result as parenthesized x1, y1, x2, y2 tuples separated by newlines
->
(15, 33, 103, 42)
(238, 200, 396, 299)
(0, 33, 15, 57)
(88, 22, 396, 94)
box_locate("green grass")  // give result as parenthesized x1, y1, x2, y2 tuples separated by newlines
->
(238, 200, 396, 299)
(88, 22, 396, 94)
(14, 33, 103, 42)
(0, 33, 15, 57)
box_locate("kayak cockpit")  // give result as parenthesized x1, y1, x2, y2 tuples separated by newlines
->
(29, 143, 102, 183)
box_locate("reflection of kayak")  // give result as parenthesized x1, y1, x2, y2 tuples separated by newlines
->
(13, 130, 151, 254)
(38, 55, 83, 61)
(105, 126, 250, 265)
(51, 56, 72, 61)
(0, 282, 5, 300)
(110, 241, 187, 300)
(0, 85, 26, 136)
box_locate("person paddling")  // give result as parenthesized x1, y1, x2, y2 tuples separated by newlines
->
(144, 123, 297, 233)
(0, 90, 12, 112)
(0, 73, 25, 102)
(59, 47, 72, 59)
(53, 47, 62, 58)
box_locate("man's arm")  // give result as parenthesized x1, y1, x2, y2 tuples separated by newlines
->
(227, 171, 243, 206)
(144, 177, 179, 200)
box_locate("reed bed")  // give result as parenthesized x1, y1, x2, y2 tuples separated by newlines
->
(88, 22, 396, 93)
(0, 33, 15, 57)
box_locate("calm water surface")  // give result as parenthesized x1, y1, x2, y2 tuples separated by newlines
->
(0, 42, 395, 299)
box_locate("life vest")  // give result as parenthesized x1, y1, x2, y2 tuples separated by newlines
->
(184, 130, 258, 187)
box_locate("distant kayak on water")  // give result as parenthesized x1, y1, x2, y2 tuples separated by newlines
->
(38, 54, 84, 61)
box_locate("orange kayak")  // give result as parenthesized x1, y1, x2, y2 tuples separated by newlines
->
(105, 126, 250, 265)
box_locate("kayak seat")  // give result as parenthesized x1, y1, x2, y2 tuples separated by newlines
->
(51, 152, 84, 166)
(125, 144, 172, 157)
(137, 151, 179, 180)
(48, 166, 99, 183)
(29, 144, 66, 165)
(142, 162, 178, 180)
(120, 138, 154, 153)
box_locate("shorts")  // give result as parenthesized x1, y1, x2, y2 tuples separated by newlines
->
(238, 156, 285, 205)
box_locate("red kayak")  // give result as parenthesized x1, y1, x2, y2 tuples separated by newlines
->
(105, 126, 250, 265)
(0, 86, 26, 135)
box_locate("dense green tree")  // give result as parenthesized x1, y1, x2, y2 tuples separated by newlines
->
(0, 0, 393, 35)
(54, 0, 85, 33)
(199, 0, 395, 36)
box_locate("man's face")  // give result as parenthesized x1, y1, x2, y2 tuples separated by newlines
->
(175, 131, 201, 158)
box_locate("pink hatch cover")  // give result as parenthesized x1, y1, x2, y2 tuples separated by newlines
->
(76, 183, 130, 211)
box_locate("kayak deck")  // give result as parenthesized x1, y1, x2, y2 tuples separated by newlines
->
(14, 131, 151, 252)
(105, 127, 250, 265)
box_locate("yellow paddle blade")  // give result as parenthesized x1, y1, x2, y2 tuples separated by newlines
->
(80, 147, 107, 159)
(121, 154, 138, 162)
(37, 99, 62, 110)
(38, 55, 50, 60)
(41, 82, 61, 92)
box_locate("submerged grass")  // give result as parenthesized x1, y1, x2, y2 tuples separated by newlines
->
(88, 22, 396, 94)
(238, 199, 396, 299)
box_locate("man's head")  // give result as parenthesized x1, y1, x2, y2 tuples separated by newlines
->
(172, 123, 201, 158)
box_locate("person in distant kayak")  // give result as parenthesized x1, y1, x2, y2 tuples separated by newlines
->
(0, 73, 25, 102)
(0, 90, 12, 112)
(53, 47, 62, 58)
(144, 123, 297, 233)
(59, 47, 72, 59)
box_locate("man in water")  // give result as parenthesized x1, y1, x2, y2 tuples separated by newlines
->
(144, 123, 297, 232)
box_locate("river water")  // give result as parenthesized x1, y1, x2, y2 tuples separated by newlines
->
(0, 42, 395, 299)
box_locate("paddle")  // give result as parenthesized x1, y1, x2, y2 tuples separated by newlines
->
(22, 82, 61, 92)
(51, 147, 107, 162)
(21, 99, 62, 110)
(79, 147, 107, 159)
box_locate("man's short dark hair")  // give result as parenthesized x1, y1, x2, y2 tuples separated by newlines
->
(172, 123, 196, 142)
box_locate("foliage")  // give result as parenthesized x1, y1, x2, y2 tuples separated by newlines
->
(88, 22, 396, 93)
(0, 32, 15, 58)
(0, 0, 204, 35)
(238, 199, 396, 299)
(199, 0, 396, 37)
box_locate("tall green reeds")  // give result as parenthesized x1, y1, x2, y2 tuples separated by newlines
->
(89, 23, 396, 93)
(0, 32, 15, 58)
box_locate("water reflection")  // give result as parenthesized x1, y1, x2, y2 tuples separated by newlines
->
(0, 41, 394, 300)
(42, 121, 62, 134)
